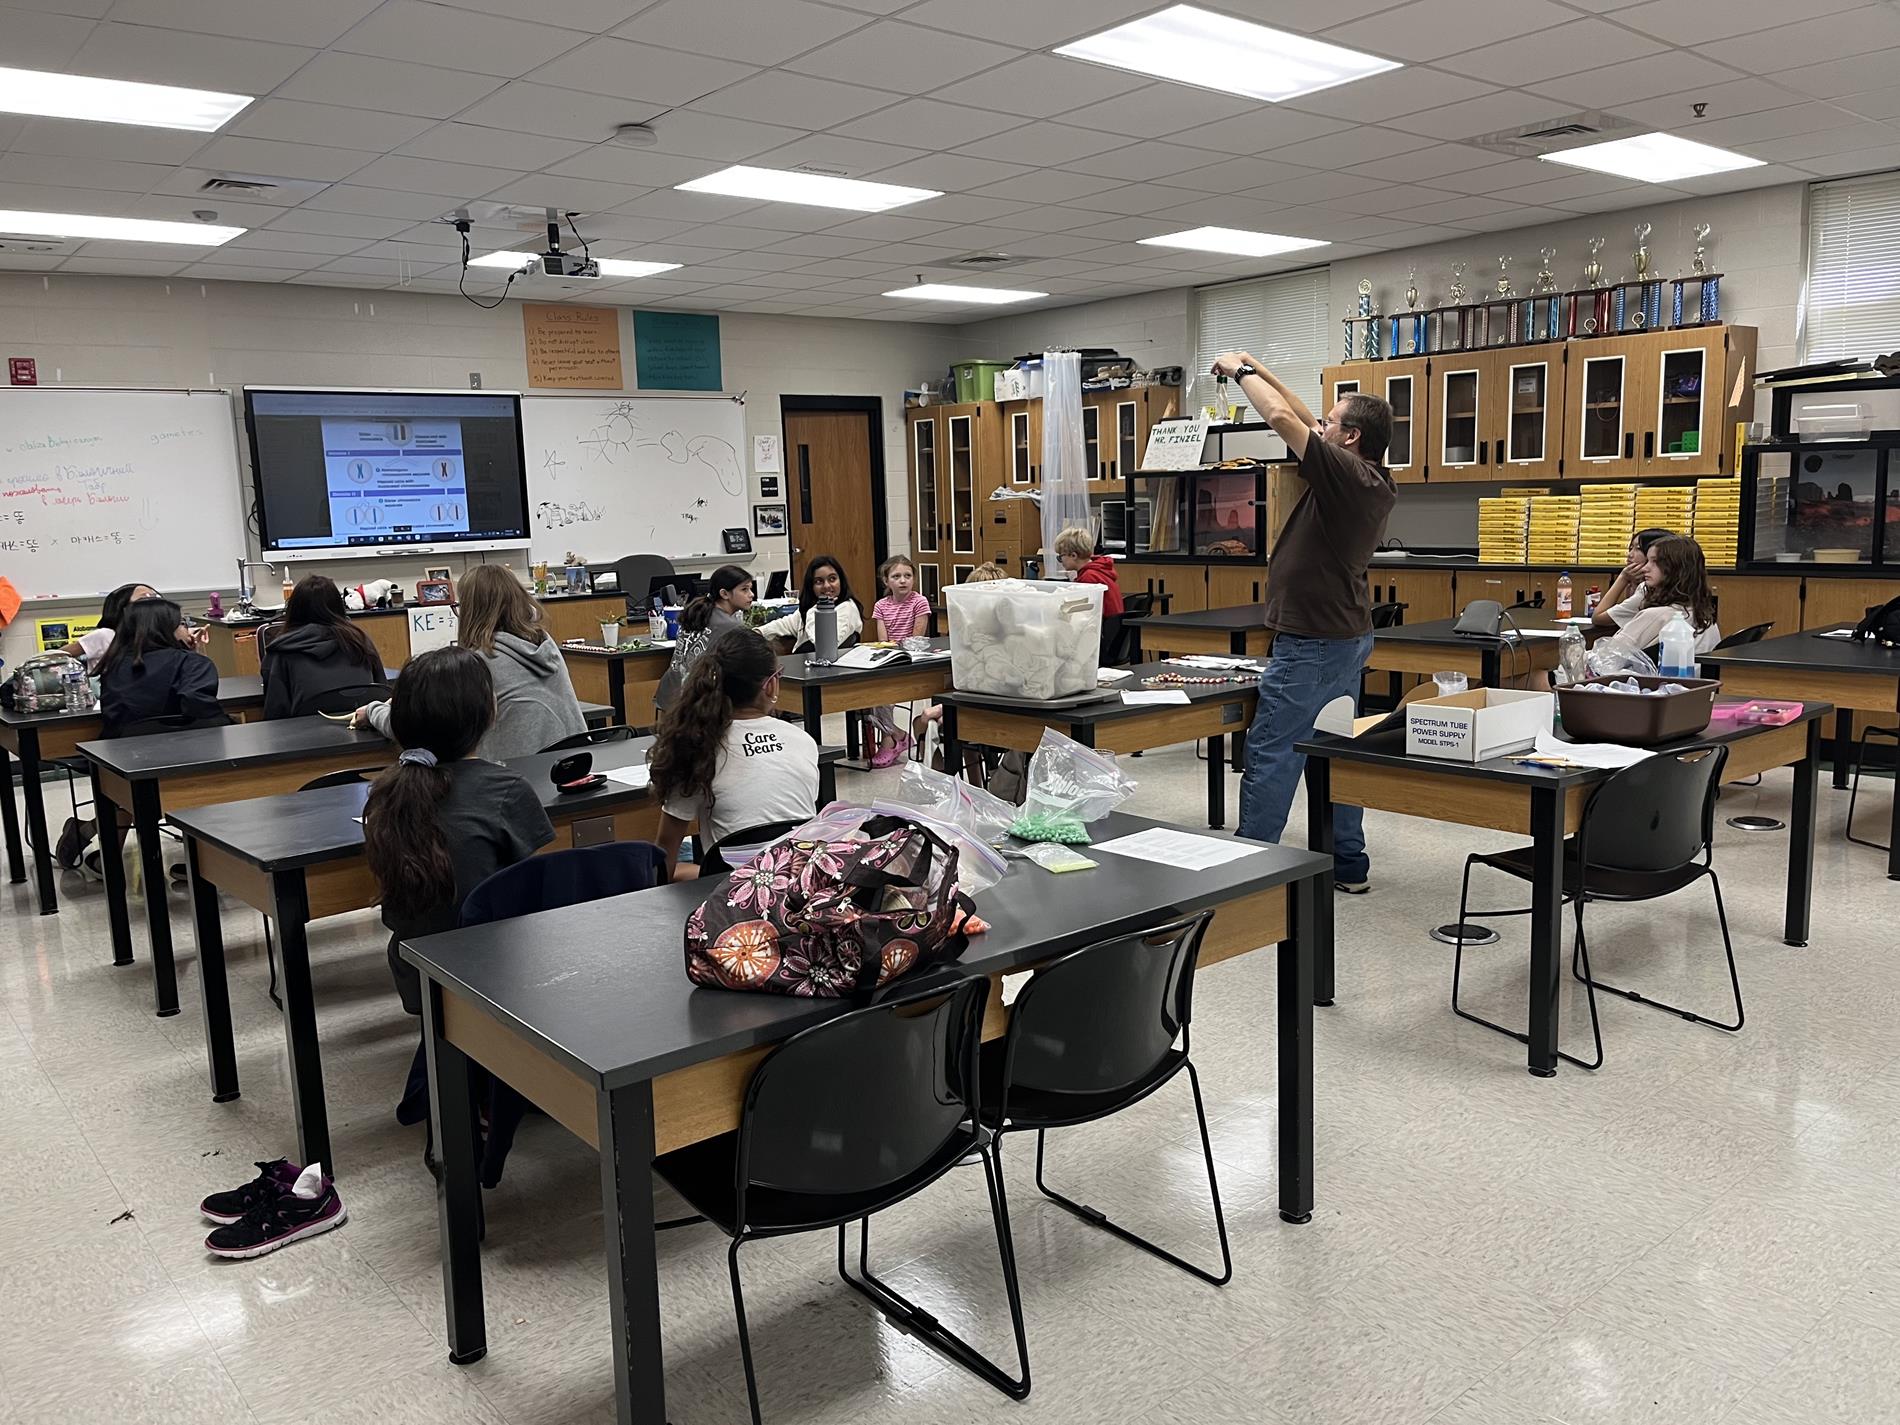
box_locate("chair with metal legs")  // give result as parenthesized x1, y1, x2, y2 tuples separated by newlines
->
(653, 978, 1029, 1424)
(1449, 745, 1740, 1072)
(979, 909, 1231, 1286)
(1846, 724, 1898, 853)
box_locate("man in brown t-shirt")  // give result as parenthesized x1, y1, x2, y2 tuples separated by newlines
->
(1211, 351, 1396, 890)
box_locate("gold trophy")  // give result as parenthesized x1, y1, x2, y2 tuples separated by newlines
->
(1633, 221, 1652, 283)
(1495, 254, 1515, 299)
(1583, 236, 1605, 289)
(1535, 247, 1556, 294)
(1691, 222, 1711, 276)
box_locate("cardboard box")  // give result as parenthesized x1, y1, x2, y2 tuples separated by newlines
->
(1404, 688, 1554, 763)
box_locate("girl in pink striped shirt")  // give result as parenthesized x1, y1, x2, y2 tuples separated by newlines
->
(867, 555, 932, 767)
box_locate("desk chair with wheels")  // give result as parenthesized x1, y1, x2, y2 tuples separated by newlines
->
(653, 977, 1029, 1423)
(540, 724, 636, 752)
(1449, 744, 1740, 1072)
(610, 555, 675, 618)
(980, 910, 1230, 1286)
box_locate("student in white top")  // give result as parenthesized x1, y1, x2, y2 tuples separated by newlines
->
(1605, 533, 1723, 656)
(1590, 527, 1676, 633)
(63, 582, 204, 668)
(649, 626, 820, 880)
(756, 554, 863, 653)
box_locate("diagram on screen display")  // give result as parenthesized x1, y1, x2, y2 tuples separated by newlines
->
(321, 417, 471, 540)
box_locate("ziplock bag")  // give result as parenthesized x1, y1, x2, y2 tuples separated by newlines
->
(1008, 726, 1139, 843)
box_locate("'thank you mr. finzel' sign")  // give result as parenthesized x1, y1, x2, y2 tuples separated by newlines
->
(1141, 417, 1211, 472)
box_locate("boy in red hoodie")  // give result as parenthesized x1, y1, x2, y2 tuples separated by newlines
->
(1054, 526, 1124, 615)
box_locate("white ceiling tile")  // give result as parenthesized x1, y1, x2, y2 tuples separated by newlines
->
(713, 250, 822, 272)
(761, 233, 882, 258)
(906, 0, 1152, 46)
(185, 245, 322, 268)
(829, 99, 1021, 149)
(785, 21, 1019, 92)
(544, 147, 716, 188)
(527, 38, 756, 106)
(691, 70, 898, 128)
(1327, 182, 1464, 216)
(1752, 122, 1898, 163)
(480, 174, 649, 211)
(661, 222, 799, 249)
(1426, 156, 1552, 193)
(182, 263, 308, 281)
(578, 214, 695, 243)
(1835, 87, 1900, 122)
(277, 53, 506, 120)
(955, 123, 1128, 167)
(717, 203, 866, 234)
(1402, 194, 1520, 225)
(67, 21, 315, 89)
(1492, 172, 1645, 206)
(867, 152, 1032, 193)
(232, 228, 371, 255)
(452, 82, 663, 141)
(0, 152, 172, 194)
(266, 208, 410, 238)
(814, 214, 957, 242)
(1615, 0, 1865, 45)
(189, 136, 375, 182)
(345, 153, 522, 197)
(639, 109, 804, 162)
(1051, 84, 1258, 140)
(1267, 126, 1439, 168)
(612, 0, 869, 64)
(970, 169, 1127, 204)
(1531, 50, 1743, 109)
(8, 117, 203, 163)
(0, 0, 111, 15)
(226, 100, 436, 154)
(991, 203, 1121, 233)
(1287, 66, 1492, 123)
(299, 183, 463, 219)
(1348, 143, 1507, 183)
(1058, 141, 1227, 183)
(440, 0, 662, 30)
(1777, 48, 1900, 101)
(1392, 89, 1581, 142)
(610, 189, 762, 223)
(397, 123, 589, 172)
(1702, 6, 1900, 73)
(105, 0, 382, 46)
(1166, 108, 1353, 155)
(1323, 0, 1579, 61)
(1690, 104, 1878, 150)
(928, 53, 1148, 119)
(1432, 205, 1571, 233)
(1435, 20, 1663, 84)
(55, 256, 193, 276)
(750, 134, 927, 179)
(1156, 155, 1320, 194)
(0, 7, 93, 67)
(882, 193, 1029, 225)
(1665, 162, 1812, 194)
(1064, 182, 1204, 216)
(333, 0, 591, 77)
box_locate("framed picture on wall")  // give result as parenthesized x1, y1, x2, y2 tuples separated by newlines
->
(416, 578, 454, 605)
(752, 504, 788, 537)
(758, 474, 781, 499)
(424, 566, 452, 582)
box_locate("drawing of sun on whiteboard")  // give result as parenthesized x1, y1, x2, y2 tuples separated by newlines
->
(321, 418, 470, 539)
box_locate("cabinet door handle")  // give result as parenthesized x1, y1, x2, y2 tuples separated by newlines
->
(1643, 430, 1654, 460)
(1624, 432, 1634, 459)
(1494, 439, 1503, 466)
(1478, 441, 1488, 466)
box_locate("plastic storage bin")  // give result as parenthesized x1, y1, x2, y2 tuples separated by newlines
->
(946, 578, 1104, 700)
(1556, 675, 1719, 746)
(953, 360, 1010, 404)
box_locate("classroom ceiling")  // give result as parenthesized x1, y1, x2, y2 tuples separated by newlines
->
(0, 0, 1896, 322)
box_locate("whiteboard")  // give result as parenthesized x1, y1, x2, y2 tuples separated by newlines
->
(407, 603, 458, 653)
(522, 393, 747, 563)
(0, 387, 247, 599)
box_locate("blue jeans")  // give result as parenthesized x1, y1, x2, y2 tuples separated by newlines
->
(1239, 631, 1374, 883)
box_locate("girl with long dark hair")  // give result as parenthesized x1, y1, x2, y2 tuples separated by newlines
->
(62, 581, 155, 670)
(649, 628, 819, 879)
(1612, 534, 1723, 655)
(363, 646, 553, 1014)
(756, 554, 862, 653)
(261, 575, 388, 719)
(654, 562, 755, 715)
(1592, 526, 1678, 630)
(97, 597, 226, 737)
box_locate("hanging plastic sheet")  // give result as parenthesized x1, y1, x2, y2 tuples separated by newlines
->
(1039, 350, 1090, 562)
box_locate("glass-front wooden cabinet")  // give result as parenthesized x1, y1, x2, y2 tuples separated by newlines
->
(906, 402, 1003, 603)
(1569, 342, 1642, 477)
(1437, 360, 1485, 479)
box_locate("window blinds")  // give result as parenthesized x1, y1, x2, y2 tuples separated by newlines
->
(1803, 173, 1900, 363)
(1189, 267, 1331, 415)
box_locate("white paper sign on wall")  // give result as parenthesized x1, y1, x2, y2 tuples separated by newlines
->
(1141, 417, 1211, 472)
(407, 604, 459, 655)
(752, 434, 781, 473)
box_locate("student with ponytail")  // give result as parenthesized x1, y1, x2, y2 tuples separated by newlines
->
(363, 646, 553, 1014)
(649, 627, 820, 879)
(653, 562, 755, 715)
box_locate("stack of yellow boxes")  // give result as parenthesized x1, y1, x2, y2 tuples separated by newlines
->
(1527, 494, 1581, 564)
(1693, 476, 1741, 566)
(1634, 484, 1697, 539)
(1579, 484, 1638, 565)
(1479, 496, 1531, 563)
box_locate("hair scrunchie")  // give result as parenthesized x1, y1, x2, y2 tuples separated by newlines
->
(398, 748, 438, 768)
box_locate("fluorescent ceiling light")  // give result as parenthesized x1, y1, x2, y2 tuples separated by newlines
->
(883, 284, 1047, 306)
(0, 209, 243, 246)
(675, 165, 940, 213)
(1539, 132, 1763, 183)
(1140, 226, 1329, 258)
(1056, 4, 1399, 103)
(0, 65, 251, 132)
(467, 250, 681, 276)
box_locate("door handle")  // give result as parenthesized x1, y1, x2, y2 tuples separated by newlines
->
(1494, 439, 1503, 466)
(1623, 432, 1634, 459)
(1478, 441, 1488, 466)
(1643, 430, 1654, 460)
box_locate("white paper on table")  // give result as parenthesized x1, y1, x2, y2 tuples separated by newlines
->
(1096, 667, 1134, 682)
(1168, 654, 1260, 670)
(1122, 689, 1190, 705)
(1092, 827, 1265, 871)
(1504, 628, 1568, 641)
(604, 764, 652, 788)
(1815, 628, 1855, 639)
(1531, 731, 1654, 768)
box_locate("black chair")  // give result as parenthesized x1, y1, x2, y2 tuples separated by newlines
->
(1370, 599, 1408, 629)
(653, 978, 1029, 1423)
(980, 911, 1230, 1286)
(1699, 621, 1772, 678)
(695, 818, 802, 877)
(1449, 745, 1740, 1071)
(610, 554, 675, 618)
(1847, 724, 1899, 853)
(540, 724, 636, 752)
(1098, 612, 1130, 666)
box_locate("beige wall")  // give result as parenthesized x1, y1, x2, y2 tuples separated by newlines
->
(0, 273, 959, 665)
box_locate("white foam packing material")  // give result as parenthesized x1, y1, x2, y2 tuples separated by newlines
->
(946, 578, 1105, 700)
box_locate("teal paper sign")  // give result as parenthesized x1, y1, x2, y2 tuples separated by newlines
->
(634, 310, 722, 391)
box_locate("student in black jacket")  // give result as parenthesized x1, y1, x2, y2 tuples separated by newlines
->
(261, 576, 388, 719)
(97, 597, 228, 738)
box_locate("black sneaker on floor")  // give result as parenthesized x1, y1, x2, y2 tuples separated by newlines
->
(205, 1176, 345, 1258)
(199, 1159, 300, 1225)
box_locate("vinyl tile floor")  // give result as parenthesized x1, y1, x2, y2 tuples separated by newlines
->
(2, 734, 1898, 1424)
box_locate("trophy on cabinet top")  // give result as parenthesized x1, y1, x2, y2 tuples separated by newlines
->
(1495, 254, 1515, 299)
(1448, 261, 1467, 305)
(1535, 247, 1557, 294)
(1583, 236, 1605, 289)
(1405, 266, 1419, 311)
(1692, 221, 1712, 276)
(1633, 221, 1653, 282)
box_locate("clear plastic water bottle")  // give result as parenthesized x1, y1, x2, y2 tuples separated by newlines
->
(1658, 610, 1697, 680)
(62, 662, 91, 711)
(1556, 570, 1573, 618)
(1557, 623, 1587, 686)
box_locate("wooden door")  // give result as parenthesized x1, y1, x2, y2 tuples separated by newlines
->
(943, 408, 981, 568)
(1208, 563, 1268, 608)
(1365, 569, 1455, 624)
(1566, 338, 1647, 479)
(1378, 359, 1429, 484)
(1636, 328, 1726, 477)
(1004, 400, 1040, 488)
(1321, 361, 1377, 411)
(1432, 354, 1488, 481)
(784, 409, 879, 615)
(1494, 345, 1561, 482)
(1802, 576, 1897, 630)
(1109, 394, 1143, 482)
(1706, 573, 1801, 639)
(906, 409, 944, 606)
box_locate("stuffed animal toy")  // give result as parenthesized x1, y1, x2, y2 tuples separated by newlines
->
(342, 578, 402, 611)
